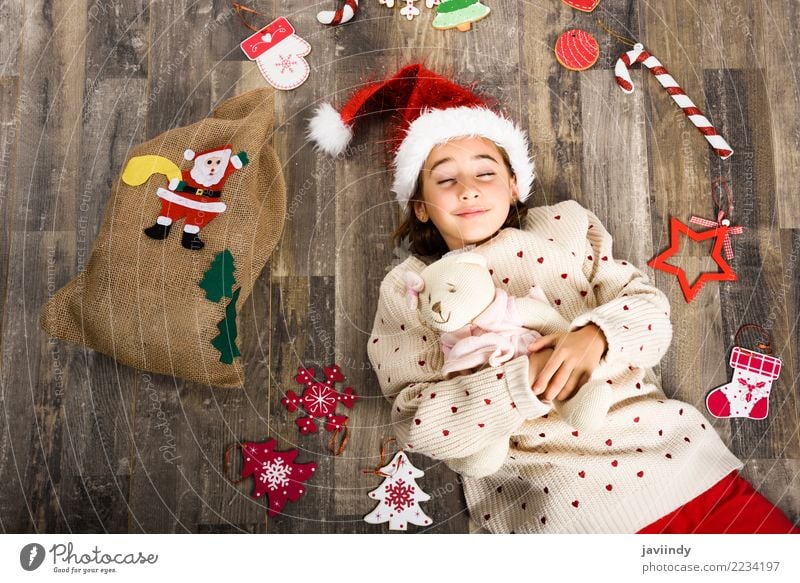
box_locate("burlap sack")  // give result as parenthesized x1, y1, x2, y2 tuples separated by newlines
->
(40, 88, 286, 387)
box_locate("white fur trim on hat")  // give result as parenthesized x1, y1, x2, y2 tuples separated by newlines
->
(391, 107, 535, 208)
(184, 149, 196, 161)
(307, 103, 354, 157)
(231, 154, 243, 169)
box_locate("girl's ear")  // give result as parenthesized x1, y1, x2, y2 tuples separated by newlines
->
(414, 200, 429, 223)
(509, 175, 520, 203)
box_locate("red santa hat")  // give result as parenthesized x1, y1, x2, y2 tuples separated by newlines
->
(306, 64, 534, 208)
(184, 145, 247, 169)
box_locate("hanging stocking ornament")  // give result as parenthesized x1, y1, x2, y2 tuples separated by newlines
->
(614, 42, 733, 159)
(363, 440, 432, 531)
(226, 438, 317, 516)
(317, 1, 359, 25)
(706, 325, 782, 420)
(282, 364, 358, 454)
(239, 13, 311, 90)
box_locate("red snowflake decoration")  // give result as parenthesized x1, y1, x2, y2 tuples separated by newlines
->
(282, 364, 358, 435)
(239, 438, 317, 516)
(384, 479, 415, 512)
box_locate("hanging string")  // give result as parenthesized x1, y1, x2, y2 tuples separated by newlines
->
(597, 18, 638, 48)
(222, 442, 247, 484)
(361, 437, 398, 478)
(690, 178, 743, 259)
(231, 2, 268, 32)
(734, 324, 773, 354)
(329, 423, 350, 456)
(711, 177, 734, 218)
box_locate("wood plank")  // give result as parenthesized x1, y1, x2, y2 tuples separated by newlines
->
(0, 0, 24, 76)
(269, 2, 337, 278)
(0, 232, 75, 532)
(266, 275, 337, 533)
(11, 0, 87, 232)
(0, 76, 19, 346)
(707, 68, 798, 460)
(754, 1, 800, 228)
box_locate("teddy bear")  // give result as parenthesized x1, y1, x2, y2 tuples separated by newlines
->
(404, 251, 613, 476)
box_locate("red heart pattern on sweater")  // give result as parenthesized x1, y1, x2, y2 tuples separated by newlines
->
(637, 471, 644, 478)
(442, 429, 450, 436)
(537, 257, 544, 263)
(571, 500, 580, 508)
(578, 471, 585, 478)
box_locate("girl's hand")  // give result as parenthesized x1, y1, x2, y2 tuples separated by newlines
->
(528, 348, 554, 391)
(527, 324, 608, 402)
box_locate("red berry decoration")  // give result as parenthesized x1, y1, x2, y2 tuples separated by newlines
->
(555, 29, 599, 71)
(239, 438, 316, 516)
(282, 364, 358, 446)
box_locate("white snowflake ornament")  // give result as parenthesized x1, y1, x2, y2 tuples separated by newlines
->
(364, 450, 432, 531)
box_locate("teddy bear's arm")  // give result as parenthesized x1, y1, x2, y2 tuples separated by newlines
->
(514, 296, 571, 336)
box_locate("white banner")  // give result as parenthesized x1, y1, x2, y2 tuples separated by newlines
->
(1, 534, 798, 582)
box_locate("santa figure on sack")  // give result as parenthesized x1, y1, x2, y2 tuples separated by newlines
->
(143, 145, 249, 250)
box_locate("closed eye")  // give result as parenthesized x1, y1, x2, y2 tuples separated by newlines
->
(437, 178, 455, 185)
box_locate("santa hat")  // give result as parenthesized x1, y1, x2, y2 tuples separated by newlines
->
(184, 145, 248, 169)
(307, 64, 534, 208)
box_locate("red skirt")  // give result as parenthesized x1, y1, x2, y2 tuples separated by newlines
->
(638, 472, 799, 534)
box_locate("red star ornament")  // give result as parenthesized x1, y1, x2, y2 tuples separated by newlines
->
(239, 438, 317, 516)
(648, 217, 737, 303)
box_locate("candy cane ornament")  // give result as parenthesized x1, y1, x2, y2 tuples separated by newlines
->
(317, 0, 359, 25)
(615, 43, 733, 160)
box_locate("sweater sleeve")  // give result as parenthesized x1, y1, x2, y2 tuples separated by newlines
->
(569, 207, 673, 368)
(367, 261, 551, 464)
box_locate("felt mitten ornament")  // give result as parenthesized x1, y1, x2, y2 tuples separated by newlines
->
(706, 326, 782, 420)
(241, 17, 311, 90)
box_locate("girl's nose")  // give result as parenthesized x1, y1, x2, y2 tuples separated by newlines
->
(460, 189, 479, 200)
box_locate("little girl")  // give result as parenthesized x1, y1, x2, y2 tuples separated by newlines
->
(309, 64, 798, 534)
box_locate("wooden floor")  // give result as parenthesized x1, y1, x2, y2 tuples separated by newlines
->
(1, 0, 799, 533)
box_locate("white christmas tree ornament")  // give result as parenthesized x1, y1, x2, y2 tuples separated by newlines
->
(364, 450, 432, 531)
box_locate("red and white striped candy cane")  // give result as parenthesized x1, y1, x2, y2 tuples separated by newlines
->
(317, 0, 359, 25)
(615, 43, 733, 160)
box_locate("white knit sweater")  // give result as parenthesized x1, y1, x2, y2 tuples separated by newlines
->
(367, 200, 742, 533)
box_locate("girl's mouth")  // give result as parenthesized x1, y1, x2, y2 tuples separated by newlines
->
(455, 208, 488, 219)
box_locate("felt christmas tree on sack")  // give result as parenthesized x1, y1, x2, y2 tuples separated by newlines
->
(40, 89, 287, 388)
(432, 0, 491, 31)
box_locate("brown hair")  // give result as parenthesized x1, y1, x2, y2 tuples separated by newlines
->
(392, 142, 529, 258)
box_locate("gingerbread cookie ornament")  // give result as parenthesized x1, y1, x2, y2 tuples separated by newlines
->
(555, 29, 600, 71)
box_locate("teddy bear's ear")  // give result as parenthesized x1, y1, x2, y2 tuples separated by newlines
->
(403, 271, 425, 310)
(455, 252, 488, 269)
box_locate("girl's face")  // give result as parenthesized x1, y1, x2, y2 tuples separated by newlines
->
(415, 137, 519, 251)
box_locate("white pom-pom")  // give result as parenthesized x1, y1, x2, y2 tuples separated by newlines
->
(184, 149, 196, 161)
(231, 155, 243, 169)
(307, 103, 353, 156)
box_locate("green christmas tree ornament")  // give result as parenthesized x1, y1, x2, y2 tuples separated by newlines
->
(432, 0, 491, 32)
(199, 249, 237, 302)
(212, 287, 242, 364)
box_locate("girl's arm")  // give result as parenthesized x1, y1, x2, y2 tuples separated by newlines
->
(367, 264, 550, 474)
(570, 204, 673, 368)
